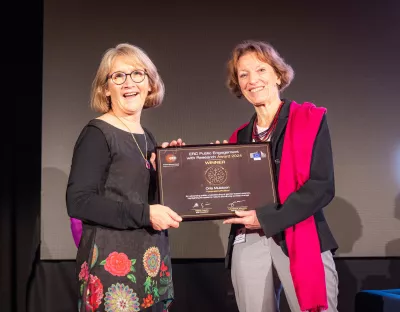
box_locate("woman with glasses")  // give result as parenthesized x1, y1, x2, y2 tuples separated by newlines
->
(66, 43, 183, 311)
(222, 40, 339, 312)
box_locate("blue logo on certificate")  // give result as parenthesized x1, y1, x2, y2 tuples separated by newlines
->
(250, 151, 266, 161)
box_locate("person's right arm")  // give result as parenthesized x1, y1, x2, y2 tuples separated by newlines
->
(66, 125, 150, 230)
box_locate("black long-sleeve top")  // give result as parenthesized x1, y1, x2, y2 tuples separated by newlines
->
(66, 119, 156, 230)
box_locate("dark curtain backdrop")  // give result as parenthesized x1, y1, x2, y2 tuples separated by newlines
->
(1, 0, 43, 311)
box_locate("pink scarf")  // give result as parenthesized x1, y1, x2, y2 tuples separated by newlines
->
(280, 102, 327, 311)
(229, 101, 328, 311)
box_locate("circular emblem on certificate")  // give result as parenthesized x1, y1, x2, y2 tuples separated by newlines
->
(205, 165, 227, 185)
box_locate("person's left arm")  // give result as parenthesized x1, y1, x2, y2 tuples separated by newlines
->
(256, 115, 335, 237)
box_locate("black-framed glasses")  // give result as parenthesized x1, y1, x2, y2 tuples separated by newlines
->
(107, 69, 147, 85)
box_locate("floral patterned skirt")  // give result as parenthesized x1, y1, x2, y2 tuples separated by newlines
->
(76, 225, 174, 312)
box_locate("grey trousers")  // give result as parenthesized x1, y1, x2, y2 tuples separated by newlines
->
(231, 233, 339, 312)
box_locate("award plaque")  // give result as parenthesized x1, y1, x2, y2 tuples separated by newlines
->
(156, 143, 277, 221)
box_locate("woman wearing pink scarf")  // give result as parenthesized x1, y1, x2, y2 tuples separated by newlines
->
(223, 40, 339, 312)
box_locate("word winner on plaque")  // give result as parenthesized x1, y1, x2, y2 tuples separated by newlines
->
(156, 143, 276, 221)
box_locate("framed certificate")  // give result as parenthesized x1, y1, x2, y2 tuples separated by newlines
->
(156, 143, 277, 221)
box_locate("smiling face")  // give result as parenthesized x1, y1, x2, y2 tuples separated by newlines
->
(237, 52, 281, 106)
(105, 56, 151, 116)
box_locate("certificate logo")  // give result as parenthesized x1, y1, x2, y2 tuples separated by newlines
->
(165, 153, 177, 163)
(191, 202, 212, 214)
(250, 151, 266, 161)
(227, 200, 248, 212)
(162, 153, 179, 167)
(204, 165, 227, 185)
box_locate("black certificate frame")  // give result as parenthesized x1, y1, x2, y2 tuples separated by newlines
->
(156, 143, 277, 221)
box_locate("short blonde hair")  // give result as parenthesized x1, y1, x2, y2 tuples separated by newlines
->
(90, 43, 165, 113)
(227, 40, 294, 98)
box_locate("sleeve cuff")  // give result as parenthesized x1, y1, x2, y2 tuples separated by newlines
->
(126, 203, 151, 228)
(142, 204, 151, 227)
(256, 203, 280, 238)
